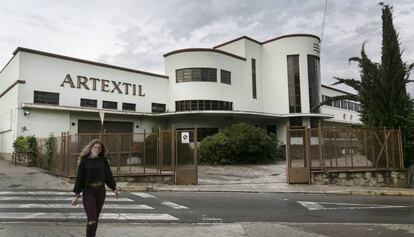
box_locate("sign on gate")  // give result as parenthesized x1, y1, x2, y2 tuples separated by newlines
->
(181, 132, 190, 143)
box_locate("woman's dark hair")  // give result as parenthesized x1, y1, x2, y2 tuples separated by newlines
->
(79, 139, 108, 159)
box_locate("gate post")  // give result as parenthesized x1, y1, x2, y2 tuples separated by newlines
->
(286, 126, 290, 183)
(158, 126, 163, 174)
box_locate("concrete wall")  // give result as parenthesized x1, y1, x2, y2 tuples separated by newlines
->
(262, 36, 320, 114)
(18, 52, 169, 112)
(312, 170, 409, 188)
(0, 54, 20, 157)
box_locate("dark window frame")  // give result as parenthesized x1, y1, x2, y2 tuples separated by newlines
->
(220, 69, 231, 84)
(152, 103, 166, 113)
(102, 100, 118, 110)
(122, 102, 136, 111)
(80, 98, 97, 108)
(33, 91, 59, 105)
(175, 100, 233, 112)
(176, 68, 217, 83)
(287, 55, 301, 113)
(251, 58, 257, 99)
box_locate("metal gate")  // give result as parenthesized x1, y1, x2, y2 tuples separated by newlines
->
(286, 127, 404, 184)
(174, 129, 198, 185)
(286, 127, 311, 184)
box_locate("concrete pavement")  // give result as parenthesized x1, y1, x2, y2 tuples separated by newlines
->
(0, 158, 413, 196)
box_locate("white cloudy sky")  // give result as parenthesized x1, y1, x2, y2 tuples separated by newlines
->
(1, 0, 414, 94)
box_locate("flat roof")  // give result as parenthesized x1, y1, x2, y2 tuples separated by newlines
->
(321, 84, 356, 95)
(13, 47, 169, 79)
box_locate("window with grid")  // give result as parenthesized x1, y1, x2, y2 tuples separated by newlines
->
(102, 101, 117, 109)
(220, 70, 231, 84)
(122, 103, 136, 111)
(80, 98, 97, 108)
(152, 103, 166, 113)
(176, 68, 217, 83)
(33, 91, 59, 105)
(287, 55, 301, 113)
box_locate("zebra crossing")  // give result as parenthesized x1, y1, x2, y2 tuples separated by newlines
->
(0, 190, 185, 222)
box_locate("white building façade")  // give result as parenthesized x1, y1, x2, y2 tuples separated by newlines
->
(0, 34, 361, 160)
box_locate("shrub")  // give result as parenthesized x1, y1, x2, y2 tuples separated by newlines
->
(198, 123, 279, 164)
(43, 133, 57, 170)
(198, 133, 232, 164)
(12, 135, 38, 166)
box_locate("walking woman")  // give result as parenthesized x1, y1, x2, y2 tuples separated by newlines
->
(71, 139, 119, 237)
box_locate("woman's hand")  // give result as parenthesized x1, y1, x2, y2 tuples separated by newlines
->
(71, 196, 79, 206)
(114, 190, 119, 199)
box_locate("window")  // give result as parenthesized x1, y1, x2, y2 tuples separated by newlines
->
(287, 55, 301, 113)
(80, 98, 97, 108)
(34, 91, 59, 105)
(289, 117, 303, 127)
(251, 59, 257, 99)
(102, 101, 117, 109)
(308, 55, 320, 112)
(175, 100, 233, 111)
(176, 68, 217, 83)
(122, 103, 136, 111)
(220, 70, 231, 84)
(152, 103, 166, 113)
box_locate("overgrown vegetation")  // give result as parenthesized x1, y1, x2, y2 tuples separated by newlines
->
(198, 123, 279, 164)
(42, 133, 57, 170)
(13, 134, 57, 169)
(13, 135, 38, 166)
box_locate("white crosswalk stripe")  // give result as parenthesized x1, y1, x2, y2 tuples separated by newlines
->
(0, 203, 153, 209)
(0, 212, 179, 221)
(0, 191, 180, 222)
(0, 191, 115, 196)
(131, 192, 156, 198)
(0, 196, 131, 201)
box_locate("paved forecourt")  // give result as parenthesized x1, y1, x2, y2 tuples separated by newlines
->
(0, 190, 189, 222)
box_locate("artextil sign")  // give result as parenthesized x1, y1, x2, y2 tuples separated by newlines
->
(60, 74, 145, 96)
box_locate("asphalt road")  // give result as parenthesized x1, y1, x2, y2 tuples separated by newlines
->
(1, 190, 414, 236)
(151, 191, 414, 224)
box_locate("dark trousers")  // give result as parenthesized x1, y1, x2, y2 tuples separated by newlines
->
(82, 184, 106, 237)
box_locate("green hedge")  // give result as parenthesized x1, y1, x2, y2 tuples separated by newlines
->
(198, 123, 279, 164)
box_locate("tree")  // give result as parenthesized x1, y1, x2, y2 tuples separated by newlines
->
(322, 3, 414, 166)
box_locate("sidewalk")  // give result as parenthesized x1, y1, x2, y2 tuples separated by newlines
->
(121, 160, 414, 196)
(1, 158, 413, 196)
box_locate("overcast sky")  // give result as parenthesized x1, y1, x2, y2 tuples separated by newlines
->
(1, 0, 414, 94)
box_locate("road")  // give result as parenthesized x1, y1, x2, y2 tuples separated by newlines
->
(0, 190, 413, 236)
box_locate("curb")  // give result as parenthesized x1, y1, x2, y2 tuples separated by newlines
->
(116, 185, 414, 196)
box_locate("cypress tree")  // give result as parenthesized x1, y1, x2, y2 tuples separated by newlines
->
(322, 3, 414, 166)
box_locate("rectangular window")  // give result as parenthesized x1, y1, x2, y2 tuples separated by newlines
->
(251, 59, 257, 99)
(307, 55, 320, 112)
(287, 55, 301, 113)
(102, 101, 117, 109)
(122, 103, 136, 111)
(220, 70, 231, 84)
(176, 68, 217, 83)
(152, 103, 166, 113)
(80, 98, 97, 108)
(33, 91, 59, 105)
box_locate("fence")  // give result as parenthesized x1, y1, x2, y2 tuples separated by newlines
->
(34, 129, 197, 179)
(287, 127, 404, 172)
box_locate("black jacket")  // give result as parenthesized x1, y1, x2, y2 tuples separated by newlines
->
(73, 155, 116, 195)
